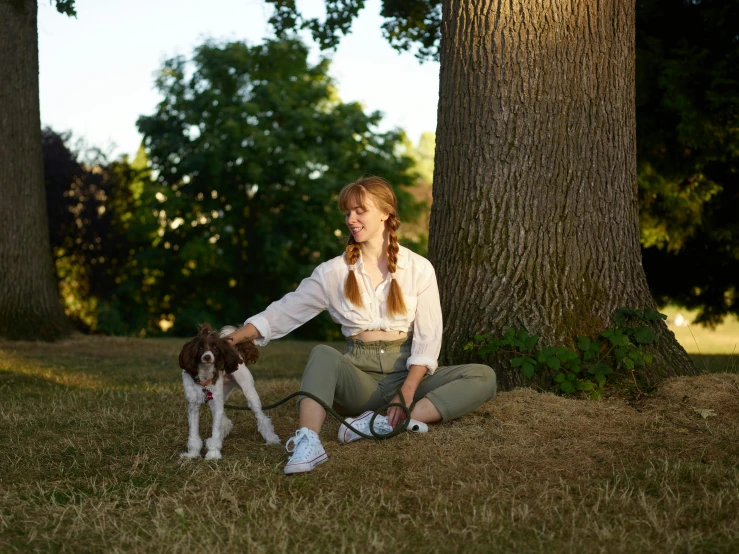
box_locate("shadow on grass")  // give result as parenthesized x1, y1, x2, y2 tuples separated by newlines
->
(0, 371, 72, 391)
(691, 354, 739, 374)
(0, 336, 345, 391)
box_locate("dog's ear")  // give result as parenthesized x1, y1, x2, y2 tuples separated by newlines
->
(179, 336, 200, 376)
(216, 337, 241, 374)
(198, 323, 212, 336)
(235, 341, 259, 366)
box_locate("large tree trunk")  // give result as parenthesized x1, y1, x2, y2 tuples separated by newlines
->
(428, 0, 698, 390)
(0, 0, 69, 340)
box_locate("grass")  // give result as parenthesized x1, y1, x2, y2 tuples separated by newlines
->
(1, 334, 738, 553)
(662, 306, 739, 374)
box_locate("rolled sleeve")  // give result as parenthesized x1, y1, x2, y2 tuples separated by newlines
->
(244, 265, 329, 346)
(243, 314, 272, 346)
(408, 267, 443, 374)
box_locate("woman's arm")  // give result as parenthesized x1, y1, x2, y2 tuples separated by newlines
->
(406, 266, 443, 374)
(240, 264, 329, 346)
(386, 264, 444, 427)
(225, 323, 262, 345)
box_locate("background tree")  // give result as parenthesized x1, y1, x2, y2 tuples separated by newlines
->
(42, 128, 140, 332)
(265, 0, 699, 389)
(400, 132, 435, 255)
(636, 0, 739, 326)
(134, 38, 422, 336)
(0, 0, 76, 340)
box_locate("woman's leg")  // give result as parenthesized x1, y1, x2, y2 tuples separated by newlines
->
(299, 344, 384, 433)
(412, 364, 497, 422)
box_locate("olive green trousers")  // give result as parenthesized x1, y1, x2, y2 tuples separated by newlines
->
(300, 336, 496, 422)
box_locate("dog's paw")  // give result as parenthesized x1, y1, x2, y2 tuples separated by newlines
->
(221, 418, 234, 437)
(187, 438, 203, 451)
(180, 451, 201, 459)
(257, 418, 280, 444)
(204, 449, 222, 460)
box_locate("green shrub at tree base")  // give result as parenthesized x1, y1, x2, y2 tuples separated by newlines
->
(465, 308, 666, 399)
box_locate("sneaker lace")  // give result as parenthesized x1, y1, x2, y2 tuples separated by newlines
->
(371, 416, 392, 435)
(285, 429, 311, 458)
(352, 413, 391, 436)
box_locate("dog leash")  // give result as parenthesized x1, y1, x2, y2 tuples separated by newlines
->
(224, 389, 416, 441)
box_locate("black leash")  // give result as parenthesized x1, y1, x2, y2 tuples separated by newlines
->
(225, 390, 415, 441)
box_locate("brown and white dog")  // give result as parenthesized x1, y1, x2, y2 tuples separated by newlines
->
(178, 324, 280, 459)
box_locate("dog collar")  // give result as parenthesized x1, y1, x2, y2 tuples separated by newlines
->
(194, 377, 214, 401)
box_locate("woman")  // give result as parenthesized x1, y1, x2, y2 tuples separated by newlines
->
(227, 176, 496, 474)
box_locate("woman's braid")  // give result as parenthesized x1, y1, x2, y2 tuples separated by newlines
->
(386, 214, 400, 273)
(344, 236, 364, 307)
(345, 236, 361, 265)
(385, 214, 407, 317)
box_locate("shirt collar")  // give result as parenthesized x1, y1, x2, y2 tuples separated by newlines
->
(344, 246, 409, 270)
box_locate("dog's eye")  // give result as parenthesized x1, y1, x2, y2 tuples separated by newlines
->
(213, 346, 218, 352)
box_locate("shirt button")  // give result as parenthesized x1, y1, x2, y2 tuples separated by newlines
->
(380, 349, 385, 354)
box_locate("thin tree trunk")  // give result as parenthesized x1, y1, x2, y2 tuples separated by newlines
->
(0, 0, 70, 340)
(429, 0, 698, 390)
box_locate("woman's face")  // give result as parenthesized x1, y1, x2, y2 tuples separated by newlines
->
(345, 195, 388, 244)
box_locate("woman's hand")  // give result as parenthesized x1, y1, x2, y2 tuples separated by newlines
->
(387, 383, 417, 428)
(226, 323, 261, 345)
(386, 364, 427, 428)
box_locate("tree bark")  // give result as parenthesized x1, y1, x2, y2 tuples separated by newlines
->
(0, 0, 70, 340)
(429, 0, 698, 390)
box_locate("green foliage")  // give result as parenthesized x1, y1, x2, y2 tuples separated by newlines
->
(268, 0, 364, 51)
(43, 129, 143, 333)
(465, 309, 665, 398)
(403, 131, 435, 185)
(379, 0, 441, 61)
(53, 0, 76, 16)
(134, 37, 422, 336)
(636, 0, 739, 325)
(265, 0, 441, 61)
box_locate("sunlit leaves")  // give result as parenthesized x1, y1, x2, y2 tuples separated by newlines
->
(134, 37, 420, 335)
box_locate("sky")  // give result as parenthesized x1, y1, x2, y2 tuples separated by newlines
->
(37, 0, 441, 160)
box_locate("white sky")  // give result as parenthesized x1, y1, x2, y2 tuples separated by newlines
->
(38, 0, 440, 159)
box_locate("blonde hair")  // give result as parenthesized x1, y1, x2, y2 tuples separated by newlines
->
(338, 176, 406, 317)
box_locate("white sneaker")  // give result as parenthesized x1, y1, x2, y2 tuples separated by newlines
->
(338, 411, 429, 444)
(284, 428, 328, 474)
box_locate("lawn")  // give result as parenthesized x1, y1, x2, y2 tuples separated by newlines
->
(0, 332, 737, 553)
(662, 307, 739, 374)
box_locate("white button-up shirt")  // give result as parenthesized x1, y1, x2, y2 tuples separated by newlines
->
(245, 245, 443, 374)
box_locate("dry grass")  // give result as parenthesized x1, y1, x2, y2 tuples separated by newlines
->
(1, 335, 738, 553)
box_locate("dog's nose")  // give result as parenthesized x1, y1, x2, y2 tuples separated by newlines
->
(202, 352, 214, 363)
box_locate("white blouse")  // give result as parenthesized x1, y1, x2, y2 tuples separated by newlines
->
(245, 245, 443, 374)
